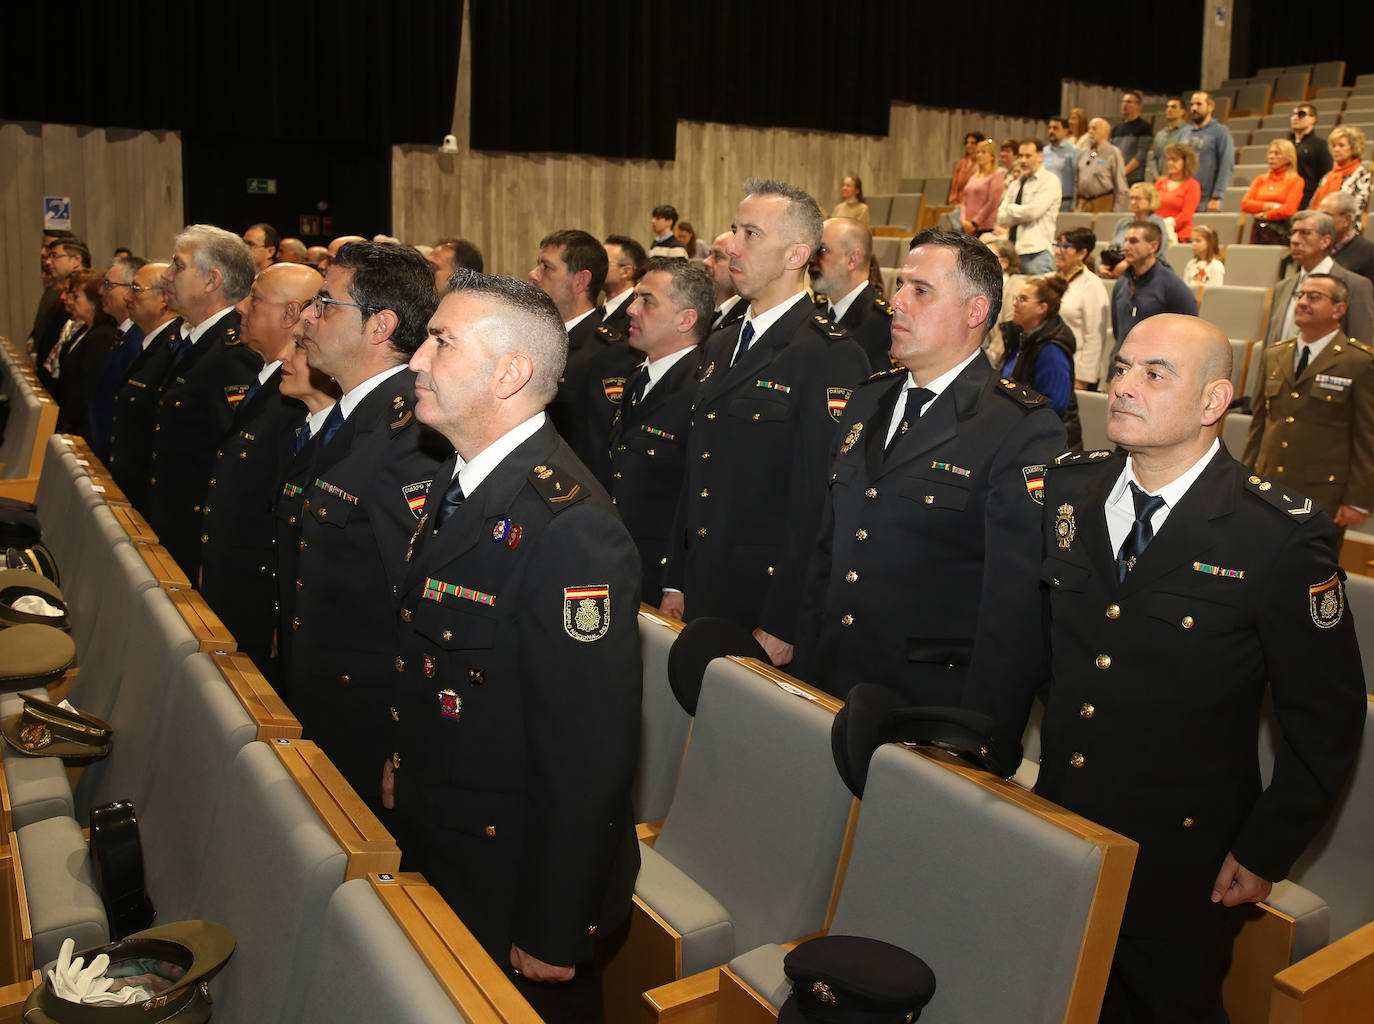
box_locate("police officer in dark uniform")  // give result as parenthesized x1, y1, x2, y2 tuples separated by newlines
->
(108, 262, 179, 509)
(660, 178, 870, 667)
(599, 235, 645, 335)
(199, 263, 320, 679)
(703, 230, 746, 335)
(1032, 315, 1364, 1021)
(289, 241, 449, 815)
(144, 226, 261, 576)
(388, 271, 640, 1024)
(793, 230, 1066, 704)
(608, 258, 712, 598)
(272, 322, 340, 704)
(809, 216, 897, 371)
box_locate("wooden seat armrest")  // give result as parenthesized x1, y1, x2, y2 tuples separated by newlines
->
(636, 819, 666, 847)
(1269, 921, 1374, 1024)
(644, 967, 721, 1024)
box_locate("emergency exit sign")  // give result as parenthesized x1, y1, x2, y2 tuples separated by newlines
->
(247, 178, 278, 195)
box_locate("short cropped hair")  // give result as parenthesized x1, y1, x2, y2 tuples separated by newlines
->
(1126, 219, 1162, 247)
(643, 257, 715, 341)
(605, 234, 648, 281)
(445, 270, 567, 402)
(174, 225, 255, 302)
(1307, 272, 1349, 306)
(52, 237, 92, 268)
(742, 176, 824, 251)
(908, 228, 1002, 336)
(332, 241, 439, 355)
(1293, 210, 1336, 238)
(249, 222, 280, 249)
(112, 255, 148, 277)
(434, 236, 485, 273)
(651, 205, 679, 226)
(539, 229, 608, 296)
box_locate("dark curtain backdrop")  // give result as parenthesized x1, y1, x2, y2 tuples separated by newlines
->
(0, 0, 461, 146)
(472, 0, 1204, 161)
(1243, 0, 1374, 82)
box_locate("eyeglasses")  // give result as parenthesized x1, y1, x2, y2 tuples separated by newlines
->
(310, 293, 378, 318)
(1051, 243, 1077, 250)
(127, 283, 161, 294)
(1294, 289, 1335, 302)
(1292, 110, 1311, 118)
(100, 278, 131, 292)
(1012, 294, 1041, 304)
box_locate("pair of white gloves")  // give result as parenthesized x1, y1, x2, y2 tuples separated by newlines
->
(48, 937, 152, 1006)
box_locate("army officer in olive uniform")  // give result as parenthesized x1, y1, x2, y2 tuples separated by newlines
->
(1035, 316, 1364, 1020)
(388, 271, 640, 1024)
(793, 230, 1066, 712)
(1243, 272, 1374, 529)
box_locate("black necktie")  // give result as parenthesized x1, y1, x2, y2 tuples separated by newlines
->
(170, 331, 191, 363)
(433, 476, 465, 531)
(318, 403, 345, 448)
(886, 386, 934, 454)
(625, 365, 650, 407)
(1009, 176, 1028, 244)
(731, 321, 755, 367)
(1295, 344, 1311, 378)
(827, 304, 837, 321)
(293, 420, 312, 455)
(1117, 482, 1166, 581)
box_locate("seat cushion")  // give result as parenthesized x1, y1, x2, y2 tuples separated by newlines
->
(3, 753, 72, 828)
(728, 943, 790, 1010)
(16, 815, 108, 967)
(1266, 880, 1331, 963)
(635, 840, 734, 976)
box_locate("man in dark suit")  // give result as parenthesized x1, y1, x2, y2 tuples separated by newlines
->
(1321, 192, 1374, 288)
(609, 258, 711, 598)
(659, 178, 870, 666)
(389, 271, 640, 1024)
(810, 216, 895, 371)
(199, 262, 321, 679)
(290, 241, 448, 815)
(1264, 211, 1374, 348)
(87, 255, 147, 462)
(704, 230, 745, 334)
(793, 230, 1066, 705)
(33, 237, 90, 393)
(529, 229, 616, 468)
(600, 235, 645, 334)
(143, 226, 262, 576)
(1033, 314, 1364, 1021)
(108, 263, 179, 507)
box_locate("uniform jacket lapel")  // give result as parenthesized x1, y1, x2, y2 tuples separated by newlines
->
(874, 356, 987, 477)
(703, 296, 808, 401)
(1299, 331, 1350, 387)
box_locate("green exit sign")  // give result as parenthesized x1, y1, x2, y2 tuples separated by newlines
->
(246, 178, 278, 195)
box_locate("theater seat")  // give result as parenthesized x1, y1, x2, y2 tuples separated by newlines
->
(632, 607, 689, 825)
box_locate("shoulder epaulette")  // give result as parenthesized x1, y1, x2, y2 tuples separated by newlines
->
(1272, 337, 1297, 348)
(1052, 449, 1115, 467)
(865, 366, 905, 383)
(1344, 337, 1373, 355)
(812, 292, 829, 308)
(390, 392, 415, 431)
(995, 378, 1049, 409)
(223, 326, 241, 347)
(809, 312, 847, 341)
(596, 324, 623, 343)
(1243, 474, 1316, 519)
(529, 462, 588, 512)
(874, 296, 895, 318)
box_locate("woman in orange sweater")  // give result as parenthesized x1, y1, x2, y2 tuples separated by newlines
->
(1241, 139, 1304, 244)
(1154, 143, 1202, 241)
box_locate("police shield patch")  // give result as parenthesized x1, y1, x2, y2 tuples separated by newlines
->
(602, 377, 627, 404)
(563, 585, 611, 642)
(1310, 573, 1345, 629)
(827, 387, 852, 423)
(402, 480, 432, 520)
(1022, 465, 1046, 505)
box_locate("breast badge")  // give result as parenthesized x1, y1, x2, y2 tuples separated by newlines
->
(838, 422, 864, 455)
(402, 480, 431, 520)
(438, 689, 461, 720)
(1310, 573, 1345, 629)
(491, 516, 512, 543)
(1055, 504, 1076, 551)
(563, 585, 611, 642)
(827, 388, 852, 422)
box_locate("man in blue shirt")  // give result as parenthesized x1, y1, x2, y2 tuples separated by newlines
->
(1110, 221, 1198, 365)
(1178, 91, 1235, 213)
(1042, 117, 1079, 212)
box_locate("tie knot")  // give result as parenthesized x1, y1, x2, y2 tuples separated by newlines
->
(906, 386, 935, 416)
(1128, 481, 1166, 522)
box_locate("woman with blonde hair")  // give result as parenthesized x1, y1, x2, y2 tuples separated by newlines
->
(1183, 225, 1225, 287)
(1154, 142, 1201, 241)
(1100, 182, 1171, 279)
(1241, 139, 1304, 244)
(1310, 125, 1372, 215)
(1067, 108, 1090, 148)
(958, 140, 1004, 235)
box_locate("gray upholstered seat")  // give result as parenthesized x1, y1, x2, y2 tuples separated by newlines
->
(15, 814, 107, 968)
(638, 660, 854, 976)
(1198, 284, 1270, 342)
(1343, 576, 1374, 695)
(298, 879, 470, 1024)
(185, 741, 349, 1024)
(1077, 390, 1110, 452)
(1224, 245, 1286, 288)
(631, 609, 690, 824)
(728, 743, 1123, 1022)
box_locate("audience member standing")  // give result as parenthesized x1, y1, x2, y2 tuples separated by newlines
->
(959, 140, 1005, 236)
(1289, 103, 1333, 210)
(1310, 125, 1371, 216)
(1055, 227, 1111, 390)
(1042, 118, 1078, 212)
(1321, 191, 1374, 286)
(1241, 140, 1304, 245)
(1110, 91, 1154, 186)
(1110, 220, 1197, 363)
(1155, 143, 1202, 242)
(1076, 118, 1130, 213)
(997, 139, 1062, 276)
(108, 264, 179, 507)
(1178, 91, 1235, 212)
(949, 132, 984, 206)
(1147, 98, 1188, 180)
(832, 174, 871, 227)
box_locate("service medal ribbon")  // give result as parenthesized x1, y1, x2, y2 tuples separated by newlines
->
(422, 578, 497, 607)
(639, 425, 676, 441)
(1192, 561, 1245, 580)
(931, 461, 971, 477)
(314, 478, 359, 504)
(755, 380, 791, 393)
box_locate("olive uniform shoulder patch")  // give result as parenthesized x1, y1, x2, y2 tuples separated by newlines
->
(1052, 449, 1114, 467)
(995, 378, 1049, 409)
(808, 313, 848, 342)
(390, 393, 414, 432)
(530, 463, 587, 512)
(1243, 474, 1315, 518)
(1346, 337, 1373, 355)
(597, 325, 624, 343)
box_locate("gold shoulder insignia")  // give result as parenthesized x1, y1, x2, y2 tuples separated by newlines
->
(866, 366, 905, 383)
(223, 326, 241, 347)
(809, 316, 847, 341)
(596, 324, 623, 343)
(1244, 475, 1315, 518)
(391, 392, 415, 431)
(1347, 337, 1373, 354)
(995, 378, 1049, 409)
(1052, 449, 1113, 467)
(529, 462, 588, 512)
(876, 297, 895, 317)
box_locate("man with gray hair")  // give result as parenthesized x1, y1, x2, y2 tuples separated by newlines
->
(810, 216, 895, 371)
(87, 253, 148, 462)
(1264, 211, 1374, 347)
(391, 270, 641, 1024)
(144, 225, 261, 575)
(659, 178, 870, 666)
(1320, 191, 1374, 286)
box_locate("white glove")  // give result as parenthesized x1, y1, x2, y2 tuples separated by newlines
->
(10, 594, 64, 617)
(47, 938, 150, 1005)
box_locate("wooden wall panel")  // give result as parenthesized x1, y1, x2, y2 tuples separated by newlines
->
(0, 121, 182, 345)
